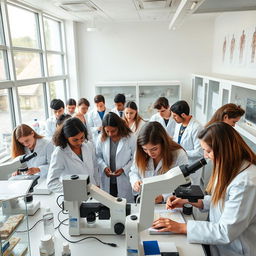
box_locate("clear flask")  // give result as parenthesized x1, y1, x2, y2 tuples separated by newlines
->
(43, 208, 55, 237)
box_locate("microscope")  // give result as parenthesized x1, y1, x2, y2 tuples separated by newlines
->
(125, 158, 207, 256)
(0, 152, 41, 215)
(63, 175, 131, 236)
(0, 152, 37, 180)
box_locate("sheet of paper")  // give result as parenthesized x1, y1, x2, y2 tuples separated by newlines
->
(148, 209, 185, 235)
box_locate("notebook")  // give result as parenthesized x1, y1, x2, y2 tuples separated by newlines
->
(149, 209, 185, 235)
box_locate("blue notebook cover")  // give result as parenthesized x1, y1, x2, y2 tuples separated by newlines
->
(143, 240, 161, 255)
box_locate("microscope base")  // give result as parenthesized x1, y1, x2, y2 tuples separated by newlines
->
(22, 200, 40, 216)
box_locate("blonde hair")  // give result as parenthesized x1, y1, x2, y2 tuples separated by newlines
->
(11, 124, 43, 158)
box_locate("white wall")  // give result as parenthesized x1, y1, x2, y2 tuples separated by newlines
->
(212, 11, 256, 78)
(75, 16, 214, 105)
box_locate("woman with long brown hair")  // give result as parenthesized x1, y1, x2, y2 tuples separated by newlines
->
(96, 112, 136, 202)
(129, 121, 188, 203)
(11, 124, 54, 177)
(123, 101, 146, 137)
(206, 103, 245, 127)
(153, 122, 256, 255)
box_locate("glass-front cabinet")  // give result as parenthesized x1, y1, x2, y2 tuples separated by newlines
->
(95, 81, 181, 120)
(95, 82, 137, 110)
(192, 74, 256, 152)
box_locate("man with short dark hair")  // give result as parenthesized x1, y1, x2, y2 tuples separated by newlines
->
(66, 98, 76, 116)
(150, 97, 176, 137)
(45, 99, 65, 138)
(87, 94, 110, 142)
(111, 93, 126, 117)
(171, 100, 203, 185)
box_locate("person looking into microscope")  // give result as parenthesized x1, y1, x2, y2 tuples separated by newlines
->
(47, 117, 98, 193)
(129, 121, 188, 203)
(152, 122, 256, 256)
(11, 124, 54, 177)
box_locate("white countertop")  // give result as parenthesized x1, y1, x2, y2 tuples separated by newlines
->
(28, 193, 205, 256)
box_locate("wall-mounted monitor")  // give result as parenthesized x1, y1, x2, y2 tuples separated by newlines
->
(245, 98, 256, 127)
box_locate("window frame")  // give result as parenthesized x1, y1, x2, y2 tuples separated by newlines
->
(0, 0, 69, 162)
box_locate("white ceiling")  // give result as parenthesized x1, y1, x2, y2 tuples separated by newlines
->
(20, 0, 256, 23)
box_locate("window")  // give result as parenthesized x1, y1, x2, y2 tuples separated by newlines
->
(18, 84, 46, 126)
(14, 51, 43, 79)
(48, 80, 66, 102)
(8, 4, 40, 49)
(43, 17, 62, 51)
(0, 50, 8, 81)
(0, 89, 13, 158)
(47, 53, 63, 76)
(0, 3, 68, 160)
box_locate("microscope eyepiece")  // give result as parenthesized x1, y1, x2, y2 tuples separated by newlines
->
(180, 158, 207, 177)
(20, 152, 37, 163)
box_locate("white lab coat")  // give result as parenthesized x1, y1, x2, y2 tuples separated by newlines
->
(87, 108, 110, 143)
(150, 113, 176, 137)
(24, 138, 54, 178)
(187, 162, 256, 256)
(96, 135, 136, 203)
(129, 119, 147, 137)
(111, 107, 123, 117)
(173, 117, 204, 185)
(45, 116, 57, 138)
(129, 148, 188, 201)
(47, 142, 99, 193)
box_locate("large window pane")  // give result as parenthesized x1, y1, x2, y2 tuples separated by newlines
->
(8, 4, 39, 48)
(14, 51, 42, 79)
(47, 53, 63, 76)
(18, 84, 46, 129)
(0, 50, 8, 81)
(44, 17, 61, 51)
(49, 80, 65, 102)
(0, 8, 5, 45)
(0, 89, 12, 157)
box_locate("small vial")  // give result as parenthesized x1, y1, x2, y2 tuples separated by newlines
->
(43, 208, 55, 237)
(39, 234, 55, 256)
(62, 242, 71, 256)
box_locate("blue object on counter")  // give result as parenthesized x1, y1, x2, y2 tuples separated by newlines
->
(143, 240, 161, 255)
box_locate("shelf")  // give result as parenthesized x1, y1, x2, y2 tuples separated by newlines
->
(192, 74, 256, 151)
(235, 122, 256, 145)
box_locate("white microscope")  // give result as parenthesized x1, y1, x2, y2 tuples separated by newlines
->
(63, 174, 131, 235)
(0, 152, 37, 180)
(125, 158, 207, 256)
(0, 152, 41, 215)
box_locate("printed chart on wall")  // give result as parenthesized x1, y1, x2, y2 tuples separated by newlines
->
(221, 26, 256, 70)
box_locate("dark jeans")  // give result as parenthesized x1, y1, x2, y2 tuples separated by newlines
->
(110, 181, 118, 197)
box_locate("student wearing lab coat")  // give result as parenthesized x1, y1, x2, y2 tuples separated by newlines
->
(153, 122, 256, 256)
(111, 93, 126, 117)
(129, 121, 188, 203)
(47, 117, 98, 193)
(206, 103, 245, 127)
(87, 95, 110, 143)
(96, 112, 136, 203)
(171, 100, 203, 185)
(123, 101, 146, 137)
(66, 98, 76, 116)
(150, 97, 176, 137)
(74, 98, 93, 141)
(45, 99, 65, 138)
(11, 124, 54, 178)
